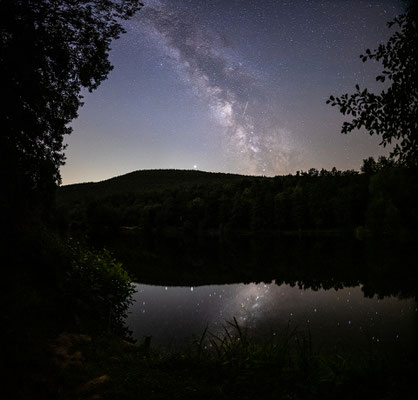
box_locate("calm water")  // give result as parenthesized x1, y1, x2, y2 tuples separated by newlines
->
(127, 281, 417, 349)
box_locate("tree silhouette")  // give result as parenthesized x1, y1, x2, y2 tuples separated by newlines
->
(0, 0, 143, 219)
(327, 4, 418, 168)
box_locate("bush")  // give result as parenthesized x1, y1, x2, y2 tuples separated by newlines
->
(66, 242, 136, 335)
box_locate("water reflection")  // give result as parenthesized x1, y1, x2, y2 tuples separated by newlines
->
(114, 235, 418, 300)
(127, 282, 416, 349)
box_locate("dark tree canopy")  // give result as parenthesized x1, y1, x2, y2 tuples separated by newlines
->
(327, 4, 418, 168)
(0, 0, 143, 211)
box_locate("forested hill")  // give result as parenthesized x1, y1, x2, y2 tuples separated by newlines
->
(56, 166, 418, 238)
(57, 169, 258, 205)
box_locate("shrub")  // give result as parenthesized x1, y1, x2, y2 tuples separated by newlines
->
(66, 242, 136, 335)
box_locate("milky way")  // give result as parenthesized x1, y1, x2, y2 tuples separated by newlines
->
(135, 0, 297, 175)
(62, 0, 404, 184)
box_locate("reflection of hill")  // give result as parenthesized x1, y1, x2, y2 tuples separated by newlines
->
(109, 231, 417, 300)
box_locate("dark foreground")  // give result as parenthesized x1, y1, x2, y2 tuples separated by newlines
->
(12, 329, 417, 400)
(4, 307, 417, 400)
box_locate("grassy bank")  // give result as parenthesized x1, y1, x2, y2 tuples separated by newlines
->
(19, 321, 417, 400)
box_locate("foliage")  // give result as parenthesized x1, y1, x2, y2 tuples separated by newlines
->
(2, 228, 135, 338)
(327, 5, 418, 167)
(360, 156, 395, 174)
(1, 227, 136, 398)
(66, 242, 136, 334)
(0, 0, 143, 217)
(57, 168, 372, 235)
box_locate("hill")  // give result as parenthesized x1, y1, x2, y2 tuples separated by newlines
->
(56, 166, 418, 246)
(57, 169, 261, 206)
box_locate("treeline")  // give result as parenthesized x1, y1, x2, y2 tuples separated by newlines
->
(57, 161, 418, 239)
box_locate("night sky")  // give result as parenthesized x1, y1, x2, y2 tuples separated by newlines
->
(61, 0, 404, 185)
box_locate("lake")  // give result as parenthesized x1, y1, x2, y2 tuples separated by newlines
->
(121, 236, 417, 351)
(127, 281, 416, 350)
